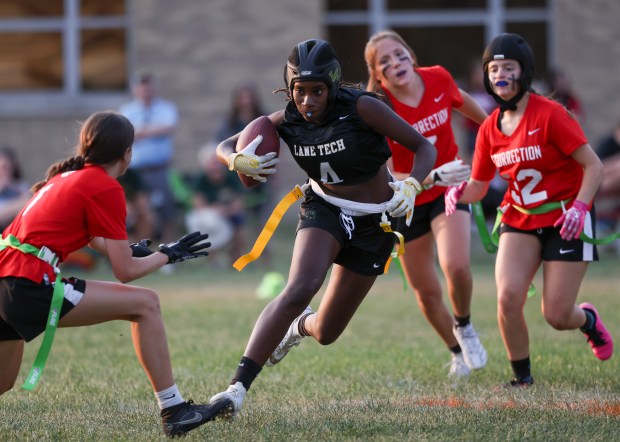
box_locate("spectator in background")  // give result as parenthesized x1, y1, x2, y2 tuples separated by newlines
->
(117, 167, 154, 243)
(119, 70, 180, 248)
(210, 84, 274, 266)
(213, 84, 272, 229)
(546, 68, 584, 122)
(0, 147, 30, 231)
(596, 119, 620, 161)
(214, 83, 265, 142)
(186, 146, 244, 266)
(594, 119, 620, 239)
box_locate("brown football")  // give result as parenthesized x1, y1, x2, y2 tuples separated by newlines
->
(235, 116, 280, 187)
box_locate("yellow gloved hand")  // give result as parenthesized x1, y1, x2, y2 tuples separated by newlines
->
(386, 177, 422, 226)
(228, 135, 279, 182)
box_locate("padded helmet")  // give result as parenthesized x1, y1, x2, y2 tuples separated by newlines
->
(284, 39, 341, 102)
(482, 33, 535, 111)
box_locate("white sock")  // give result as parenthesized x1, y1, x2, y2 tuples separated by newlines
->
(229, 381, 247, 395)
(155, 384, 184, 410)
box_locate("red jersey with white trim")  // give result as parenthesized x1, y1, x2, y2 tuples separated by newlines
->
(0, 165, 128, 282)
(383, 65, 464, 205)
(472, 93, 588, 230)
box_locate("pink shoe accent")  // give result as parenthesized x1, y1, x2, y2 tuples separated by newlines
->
(579, 303, 613, 361)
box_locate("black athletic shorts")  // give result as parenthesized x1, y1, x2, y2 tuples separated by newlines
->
(394, 193, 469, 242)
(297, 187, 396, 276)
(499, 205, 598, 262)
(0, 276, 86, 342)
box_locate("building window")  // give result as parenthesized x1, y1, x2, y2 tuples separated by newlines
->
(325, 0, 551, 87)
(0, 0, 129, 115)
(0, 32, 63, 90)
(81, 28, 126, 91)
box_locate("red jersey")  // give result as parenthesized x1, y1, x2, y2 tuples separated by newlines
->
(0, 165, 128, 282)
(383, 65, 464, 205)
(472, 93, 588, 230)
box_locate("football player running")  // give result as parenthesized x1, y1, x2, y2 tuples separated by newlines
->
(208, 39, 436, 418)
(364, 29, 489, 379)
(445, 33, 613, 387)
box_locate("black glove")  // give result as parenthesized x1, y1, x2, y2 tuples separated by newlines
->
(158, 231, 211, 264)
(130, 239, 154, 257)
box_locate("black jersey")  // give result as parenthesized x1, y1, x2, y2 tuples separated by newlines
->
(277, 88, 392, 185)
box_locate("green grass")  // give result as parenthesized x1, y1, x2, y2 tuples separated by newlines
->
(2, 234, 619, 441)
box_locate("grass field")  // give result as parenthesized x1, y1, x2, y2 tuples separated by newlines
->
(1, 229, 619, 441)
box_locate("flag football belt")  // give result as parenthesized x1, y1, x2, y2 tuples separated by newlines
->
(307, 179, 405, 271)
(472, 200, 569, 298)
(472, 200, 566, 254)
(233, 183, 405, 273)
(0, 235, 63, 390)
(472, 199, 620, 298)
(474, 199, 620, 254)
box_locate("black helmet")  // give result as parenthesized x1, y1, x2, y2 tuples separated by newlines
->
(482, 33, 535, 111)
(284, 39, 341, 102)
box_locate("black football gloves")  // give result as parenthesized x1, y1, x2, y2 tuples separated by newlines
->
(130, 238, 154, 257)
(158, 231, 211, 264)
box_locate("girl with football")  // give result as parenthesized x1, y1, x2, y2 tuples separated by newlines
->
(445, 33, 613, 387)
(0, 111, 228, 437)
(209, 39, 437, 418)
(364, 29, 489, 379)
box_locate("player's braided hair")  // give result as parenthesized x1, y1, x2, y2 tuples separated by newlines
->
(31, 111, 134, 192)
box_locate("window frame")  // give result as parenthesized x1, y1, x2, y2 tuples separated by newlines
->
(0, 0, 133, 117)
(325, 0, 555, 92)
(325, 0, 555, 61)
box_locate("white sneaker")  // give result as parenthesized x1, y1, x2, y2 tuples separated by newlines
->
(208, 381, 246, 420)
(447, 352, 471, 379)
(265, 306, 312, 367)
(453, 323, 487, 370)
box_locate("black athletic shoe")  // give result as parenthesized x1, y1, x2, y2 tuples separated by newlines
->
(503, 376, 534, 389)
(161, 398, 232, 438)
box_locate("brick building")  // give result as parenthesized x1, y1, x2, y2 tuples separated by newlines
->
(0, 0, 618, 191)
